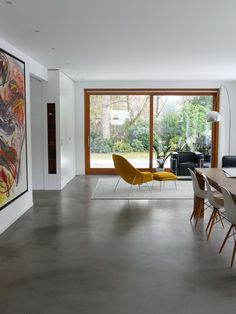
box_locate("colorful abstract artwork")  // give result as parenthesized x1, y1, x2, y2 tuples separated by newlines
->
(0, 48, 27, 210)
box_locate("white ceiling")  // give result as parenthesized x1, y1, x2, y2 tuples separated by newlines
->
(0, 0, 236, 81)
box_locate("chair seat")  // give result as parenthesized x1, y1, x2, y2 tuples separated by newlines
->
(135, 172, 153, 184)
(153, 172, 177, 181)
(212, 194, 224, 207)
(179, 162, 198, 170)
(212, 191, 223, 199)
(196, 189, 208, 199)
(197, 189, 223, 203)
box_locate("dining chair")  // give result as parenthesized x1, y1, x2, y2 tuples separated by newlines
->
(201, 174, 225, 240)
(189, 169, 210, 228)
(219, 186, 236, 267)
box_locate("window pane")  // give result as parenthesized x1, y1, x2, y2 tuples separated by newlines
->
(153, 95, 213, 171)
(90, 95, 150, 168)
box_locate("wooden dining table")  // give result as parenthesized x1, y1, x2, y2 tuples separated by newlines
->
(194, 168, 236, 218)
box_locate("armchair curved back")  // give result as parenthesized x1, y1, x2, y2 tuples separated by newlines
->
(112, 154, 144, 185)
(222, 155, 236, 168)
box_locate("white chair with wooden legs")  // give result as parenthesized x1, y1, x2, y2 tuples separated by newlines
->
(189, 169, 210, 228)
(219, 186, 236, 267)
(202, 174, 225, 240)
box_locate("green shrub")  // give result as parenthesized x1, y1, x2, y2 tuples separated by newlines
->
(90, 136, 111, 153)
(131, 139, 144, 152)
(128, 126, 149, 150)
(113, 140, 133, 152)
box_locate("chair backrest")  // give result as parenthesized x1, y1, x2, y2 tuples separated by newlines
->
(112, 154, 142, 184)
(178, 152, 195, 163)
(220, 186, 236, 225)
(222, 155, 236, 168)
(189, 168, 206, 199)
(202, 174, 223, 209)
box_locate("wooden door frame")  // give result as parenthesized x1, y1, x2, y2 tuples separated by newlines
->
(84, 89, 219, 174)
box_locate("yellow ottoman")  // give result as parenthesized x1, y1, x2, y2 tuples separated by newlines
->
(152, 171, 177, 190)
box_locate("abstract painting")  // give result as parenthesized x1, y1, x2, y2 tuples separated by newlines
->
(0, 48, 28, 210)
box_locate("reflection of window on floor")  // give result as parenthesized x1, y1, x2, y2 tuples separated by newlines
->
(86, 91, 217, 173)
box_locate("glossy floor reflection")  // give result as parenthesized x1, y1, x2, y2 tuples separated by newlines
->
(0, 176, 236, 314)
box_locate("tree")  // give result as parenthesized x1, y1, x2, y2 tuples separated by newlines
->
(101, 95, 110, 139)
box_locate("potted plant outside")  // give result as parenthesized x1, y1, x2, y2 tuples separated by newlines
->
(153, 144, 172, 171)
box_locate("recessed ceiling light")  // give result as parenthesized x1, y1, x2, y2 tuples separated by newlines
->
(34, 30, 40, 33)
(5, 1, 13, 4)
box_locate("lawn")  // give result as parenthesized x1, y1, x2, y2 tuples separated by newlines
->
(91, 151, 149, 160)
(91, 151, 170, 168)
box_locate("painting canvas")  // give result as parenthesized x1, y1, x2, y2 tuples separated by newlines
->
(0, 48, 28, 210)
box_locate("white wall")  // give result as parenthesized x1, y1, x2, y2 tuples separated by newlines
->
(0, 37, 47, 234)
(43, 70, 61, 190)
(30, 77, 44, 189)
(75, 80, 236, 174)
(44, 70, 76, 190)
(59, 72, 76, 188)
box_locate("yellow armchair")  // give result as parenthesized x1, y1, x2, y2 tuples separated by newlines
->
(112, 154, 153, 191)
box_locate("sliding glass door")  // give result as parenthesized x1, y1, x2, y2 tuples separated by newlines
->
(88, 94, 150, 170)
(153, 95, 213, 169)
(85, 90, 219, 174)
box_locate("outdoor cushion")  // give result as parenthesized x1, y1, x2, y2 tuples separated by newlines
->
(153, 172, 177, 181)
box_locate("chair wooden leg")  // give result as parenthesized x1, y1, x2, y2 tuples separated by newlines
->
(190, 209, 195, 221)
(207, 210, 217, 240)
(190, 193, 197, 221)
(230, 241, 236, 268)
(219, 224, 233, 253)
(206, 210, 214, 233)
(195, 204, 203, 229)
(217, 210, 225, 229)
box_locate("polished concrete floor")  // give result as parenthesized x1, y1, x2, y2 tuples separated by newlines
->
(0, 176, 236, 314)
